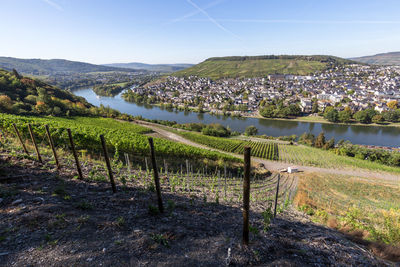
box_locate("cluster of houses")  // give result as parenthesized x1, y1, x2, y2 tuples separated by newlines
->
(128, 64, 400, 116)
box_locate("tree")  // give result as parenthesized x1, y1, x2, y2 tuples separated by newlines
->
(323, 138, 335, 150)
(197, 102, 204, 113)
(371, 114, 384, 124)
(298, 132, 315, 146)
(201, 123, 231, 137)
(12, 69, 21, 79)
(387, 100, 398, 110)
(0, 95, 13, 111)
(354, 110, 375, 124)
(259, 105, 275, 118)
(338, 108, 352, 123)
(314, 132, 326, 148)
(37, 87, 51, 104)
(323, 106, 339, 122)
(311, 99, 319, 113)
(244, 125, 258, 136)
(287, 104, 301, 116)
(382, 110, 400, 122)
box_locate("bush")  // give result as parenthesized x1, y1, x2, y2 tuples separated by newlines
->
(244, 125, 258, 136)
(323, 107, 339, 122)
(201, 123, 231, 137)
(298, 132, 315, 146)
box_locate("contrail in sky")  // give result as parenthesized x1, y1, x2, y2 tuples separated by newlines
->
(186, 0, 242, 41)
(186, 18, 400, 24)
(42, 0, 63, 11)
(169, 0, 227, 24)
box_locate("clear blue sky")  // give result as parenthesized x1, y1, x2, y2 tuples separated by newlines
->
(2, 0, 400, 64)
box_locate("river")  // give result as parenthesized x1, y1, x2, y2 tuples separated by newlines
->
(73, 88, 400, 148)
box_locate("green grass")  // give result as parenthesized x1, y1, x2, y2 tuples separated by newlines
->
(279, 143, 400, 174)
(174, 59, 327, 79)
(295, 173, 400, 246)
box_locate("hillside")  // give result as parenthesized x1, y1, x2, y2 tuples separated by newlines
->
(173, 55, 355, 79)
(0, 122, 393, 265)
(0, 57, 137, 75)
(350, 52, 400, 66)
(104, 62, 194, 73)
(0, 68, 134, 119)
(0, 68, 93, 116)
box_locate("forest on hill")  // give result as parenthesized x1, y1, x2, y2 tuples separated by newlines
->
(0, 57, 136, 75)
(0, 68, 130, 119)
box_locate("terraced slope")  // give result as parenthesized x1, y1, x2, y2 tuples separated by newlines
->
(174, 55, 354, 79)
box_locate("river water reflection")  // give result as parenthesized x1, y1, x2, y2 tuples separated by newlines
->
(73, 88, 400, 148)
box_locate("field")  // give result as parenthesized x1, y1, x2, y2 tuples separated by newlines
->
(177, 130, 400, 174)
(0, 114, 240, 163)
(174, 59, 327, 79)
(178, 131, 279, 160)
(294, 173, 400, 250)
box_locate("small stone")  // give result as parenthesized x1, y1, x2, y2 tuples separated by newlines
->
(0, 198, 3, 204)
(134, 230, 141, 233)
(33, 197, 45, 203)
(87, 257, 93, 262)
(102, 248, 106, 253)
(12, 199, 23, 205)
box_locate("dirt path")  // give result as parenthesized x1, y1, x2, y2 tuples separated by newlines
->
(136, 121, 400, 181)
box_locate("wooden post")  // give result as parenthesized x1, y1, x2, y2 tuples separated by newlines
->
(243, 146, 251, 246)
(27, 124, 42, 163)
(274, 174, 281, 218)
(67, 128, 83, 180)
(145, 157, 149, 172)
(148, 138, 164, 213)
(12, 123, 29, 155)
(124, 153, 131, 171)
(224, 166, 227, 198)
(100, 135, 117, 193)
(45, 125, 60, 170)
(186, 160, 189, 191)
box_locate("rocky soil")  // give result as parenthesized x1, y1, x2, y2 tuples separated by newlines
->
(0, 150, 394, 266)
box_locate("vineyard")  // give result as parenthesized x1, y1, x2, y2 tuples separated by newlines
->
(0, 123, 306, 266)
(178, 131, 279, 160)
(0, 114, 240, 163)
(176, 130, 400, 174)
(0, 130, 296, 213)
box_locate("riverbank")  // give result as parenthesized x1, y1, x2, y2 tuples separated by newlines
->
(121, 98, 400, 129)
(72, 88, 400, 147)
(242, 112, 400, 129)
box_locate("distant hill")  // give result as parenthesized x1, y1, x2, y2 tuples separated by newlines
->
(173, 55, 355, 79)
(0, 57, 137, 75)
(104, 62, 194, 73)
(349, 52, 400, 66)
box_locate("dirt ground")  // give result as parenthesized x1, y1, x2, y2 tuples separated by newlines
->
(0, 150, 392, 266)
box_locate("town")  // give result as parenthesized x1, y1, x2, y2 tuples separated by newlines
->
(124, 64, 400, 121)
